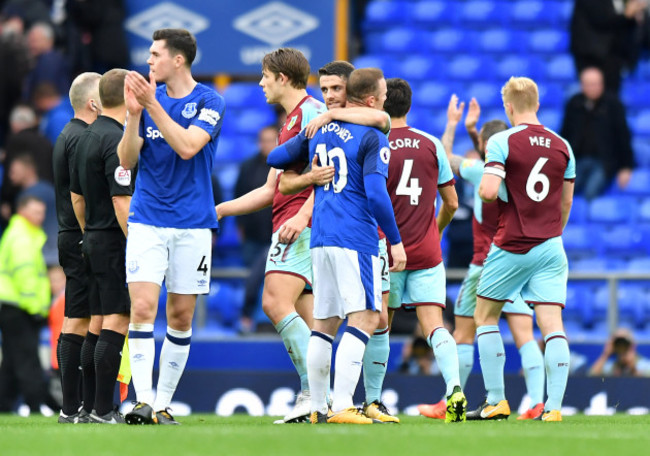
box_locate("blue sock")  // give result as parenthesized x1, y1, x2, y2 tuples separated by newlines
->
(519, 340, 545, 405)
(275, 313, 311, 391)
(427, 327, 460, 397)
(544, 331, 570, 411)
(457, 344, 474, 390)
(477, 325, 506, 405)
(363, 327, 390, 404)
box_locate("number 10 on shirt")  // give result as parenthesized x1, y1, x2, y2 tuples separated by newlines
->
(316, 144, 347, 193)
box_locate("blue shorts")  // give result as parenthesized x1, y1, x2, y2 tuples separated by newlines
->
(477, 237, 568, 308)
(388, 262, 446, 310)
(455, 264, 533, 317)
(265, 227, 312, 288)
(379, 238, 390, 294)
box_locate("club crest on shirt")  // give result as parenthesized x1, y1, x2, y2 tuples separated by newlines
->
(114, 166, 131, 186)
(182, 102, 198, 119)
(127, 260, 139, 274)
(286, 115, 298, 131)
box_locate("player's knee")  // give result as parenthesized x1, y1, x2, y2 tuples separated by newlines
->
(130, 298, 157, 323)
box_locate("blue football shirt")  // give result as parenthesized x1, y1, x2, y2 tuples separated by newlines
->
(129, 83, 225, 229)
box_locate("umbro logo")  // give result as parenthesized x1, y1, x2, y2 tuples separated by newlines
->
(233, 2, 319, 46)
(169, 361, 180, 369)
(372, 361, 387, 367)
(125, 2, 209, 41)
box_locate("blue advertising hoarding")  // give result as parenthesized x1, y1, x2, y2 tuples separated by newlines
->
(124, 0, 341, 75)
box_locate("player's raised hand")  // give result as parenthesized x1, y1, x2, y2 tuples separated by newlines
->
(277, 213, 309, 244)
(389, 242, 407, 272)
(447, 94, 465, 125)
(303, 111, 332, 138)
(124, 82, 143, 115)
(465, 97, 481, 130)
(309, 154, 335, 186)
(125, 71, 156, 108)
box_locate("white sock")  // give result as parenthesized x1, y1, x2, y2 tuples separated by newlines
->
(153, 326, 191, 411)
(332, 327, 369, 412)
(128, 323, 155, 406)
(307, 331, 333, 415)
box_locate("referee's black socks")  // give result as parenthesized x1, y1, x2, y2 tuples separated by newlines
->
(94, 329, 125, 416)
(80, 332, 99, 413)
(59, 333, 85, 415)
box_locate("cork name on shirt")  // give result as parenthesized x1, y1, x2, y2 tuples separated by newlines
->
(321, 122, 354, 143)
(529, 135, 551, 148)
(389, 137, 420, 150)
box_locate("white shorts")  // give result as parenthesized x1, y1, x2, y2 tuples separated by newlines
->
(126, 222, 212, 294)
(311, 246, 382, 320)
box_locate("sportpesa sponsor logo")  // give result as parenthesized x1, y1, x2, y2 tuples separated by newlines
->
(146, 127, 164, 140)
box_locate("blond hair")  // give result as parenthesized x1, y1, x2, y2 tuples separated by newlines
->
(501, 76, 539, 113)
(69, 72, 101, 111)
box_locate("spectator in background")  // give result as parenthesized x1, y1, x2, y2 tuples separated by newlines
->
(233, 125, 275, 332)
(589, 328, 650, 376)
(560, 67, 635, 200)
(0, 11, 29, 147)
(570, 0, 648, 93)
(33, 82, 74, 146)
(0, 195, 52, 414)
(23, 22, 71, 103)
(8, 153, 58, 265)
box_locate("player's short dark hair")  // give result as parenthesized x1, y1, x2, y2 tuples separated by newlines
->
(16, 194, 44, 211)
(262, 48, 310, 90)
(12, 152, 37, 170)
(384, 78, 412, 118)
(318, 61, 355, 80)
(153, 28, 197, 67)
(99, 69, 128, 109)
(480, 120, 508, 143)
(346, 68, 384, 105)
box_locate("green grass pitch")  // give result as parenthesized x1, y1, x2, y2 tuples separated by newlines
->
(1, 414, 648, 456)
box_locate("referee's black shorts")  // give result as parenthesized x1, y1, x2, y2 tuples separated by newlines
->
(82, 229, 130, 316)
(58, 231, 91, 318)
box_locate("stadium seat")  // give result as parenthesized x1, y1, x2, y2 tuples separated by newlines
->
(621, 82, 650, 109)
(214, 136, 237, 163)
(352, 54, 398, 77)
(428, 28, 473, 54)
(446, 55, 494, 81)
(615, 169, 650, 195)
(412, 81, 456, 108)
(537, 108, 563, 131)
(632, 138, 650, 167)
(459, 1, 506, 27)
(207, 281, 245, 328)
(231, 108, 276, 136)
(380, 28, 427, 54)
(510, 1, 562, 26)
(364, 1, 410, 29)
(411, 1, 457, 26)
(537, 83, 566, 109)
(588, 196, 636, 224)
(628, 257, 650, 272)
(400, 55, 441, 82)
(568, 195, 588, 223)
(562, 224, 598, 254)
(545, 54, 577, 82)
(495, 55, 543, 81)
(465, 82, 503, 108)
(599, 225, 648, 257)
(215, 162, 242, 201)
(482, 108, 509, 124)
(527, 29, 569, 53)
(216, 215, 240, 249)
(557, 0, 574, 25)
(476, 29, 525, 54)
(223, 83, 267, 109)
(639, 198, 650, 222)
(631, 110, 650, 137)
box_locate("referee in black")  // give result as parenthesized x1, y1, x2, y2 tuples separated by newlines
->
(70, 69, 133, 424)
(53, 72, 102, 423)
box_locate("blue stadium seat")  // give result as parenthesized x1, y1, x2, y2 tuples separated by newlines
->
(538, 83, 566, 109)
(615, 169, 650, 195)
(207, 281, 245, 328)
(406, 109, 439, 135)
(628, 257, 650, 272)
(565, 282, 590, 322)
(545, 54, 577, 82)
(622, 82, 650, 109)
(557, 0, 574, 25)
(364, 1, 410, 29)
(412, 81, 456, 108)
(214, 136, 237, 163)
(527, 29, 569, 53)
(588, 196, 636, 223)
(446, 55, 494, 81)
(223, 83, 267, 109)
(495, 55, 543, 81)
(232, 108, 276, 136)
(476, 29, 525, 54)
(380, 28, 427, 54)
(411, 1, 457, 26)
(482, 108, 509, 124)
(639, 198, 650, 222)
(632, 110, 650, 137)
(428, 28, 473, 53)
(447, 283, 461, 304)
(400, 56, 440, 82)
(215, 162, 241, 201)
(599, 225, 647, 256)
(216, 214, 240, 249)
(633, 138, 650, 167)
(562, 224, 598, 254)
(568, 195, 588, 223)
(510, 1, 562, 26)
(352, 54, 398, 77)
(465, 82, 503, 109)
(459, 1, 506, 27)
(537, 108, 562, 131)
(570, 257, 610, 272)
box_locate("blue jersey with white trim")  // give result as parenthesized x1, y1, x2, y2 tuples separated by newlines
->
(274, 122, 391, 256)
(130, 83, 225, 229)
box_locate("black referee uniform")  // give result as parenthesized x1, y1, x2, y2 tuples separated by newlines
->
(69, 115, 133, 417)
(52, 117, 91, 417)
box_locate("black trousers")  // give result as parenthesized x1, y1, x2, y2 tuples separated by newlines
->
(0, 305, 48, 412)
